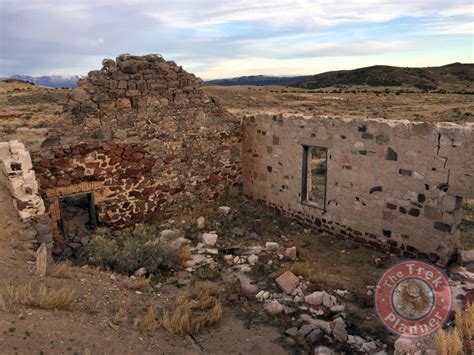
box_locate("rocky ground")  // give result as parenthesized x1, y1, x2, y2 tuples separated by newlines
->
(2, 181, 474, 354)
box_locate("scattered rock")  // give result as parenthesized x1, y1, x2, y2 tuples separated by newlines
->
(305, 291, 324, 306)
(196, 216, 205, 229)
(331, 317, 347, 342)
(298, 324, 315, 336)
(285, 327, 299, 337)
(264, 300, 284, 315)
(459, 249, 474, 266)
(248, 254, 259, 265)
(322, 292, 337, 308)
(222, 271, 258, 294)
(284, 246, 297, 260)
(218, 206, 231, 215)
(253, 219, 263, 235)
(394, 337, 418, 354)
(306, 329, 324, 344)
(330, 304, 345, 313)
(201, 233, 218, 246)
(134, 267, 147, 277)
(313, 346, 335, 355)
(155, 229, 189, 249)
(265, 242, 279, 251)
(35, 243, 48, 277)
(275, 271, 300, 294)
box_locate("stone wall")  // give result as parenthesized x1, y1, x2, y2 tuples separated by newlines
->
(34, 54, 241, 239)
(1, 140, 45, 219)
(242, 114, 474, 264)
(0, 140, 53, 256)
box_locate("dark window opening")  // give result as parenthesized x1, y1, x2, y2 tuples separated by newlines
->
(301, 146, 328, 210)
(58, 192, 98, 237)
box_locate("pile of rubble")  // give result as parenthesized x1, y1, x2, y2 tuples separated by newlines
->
(149, 206, 390, 354)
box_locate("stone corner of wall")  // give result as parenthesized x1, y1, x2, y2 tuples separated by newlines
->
(0, 140, 46, 221)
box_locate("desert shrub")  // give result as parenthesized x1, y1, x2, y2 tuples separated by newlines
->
(133, 303, 157, 334)
(48, 261, 72, 278)
(436, 303, 474, 354)
(6, 284, 75, 310)
(86, 225, 178, 275)
(112, 297, 131, 324)
(161, 282, 223, 335)
(121, 276, 151, 292)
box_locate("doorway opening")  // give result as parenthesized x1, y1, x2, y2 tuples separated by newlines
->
(57, 192, 98, 259)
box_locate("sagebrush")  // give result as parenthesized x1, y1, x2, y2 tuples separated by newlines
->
(86, 224, 178, 274)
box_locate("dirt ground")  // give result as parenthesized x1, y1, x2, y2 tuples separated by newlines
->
(0, 172, 408, 354)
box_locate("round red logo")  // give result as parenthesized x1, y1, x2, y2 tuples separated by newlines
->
(375, 260, 452, 337)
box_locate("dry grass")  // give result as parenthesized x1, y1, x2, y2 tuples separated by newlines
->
(112, 298, 131, 324)
(177, 246, 192, 267)
(48, 261, 72, 278)
(161, 282, 223, 335)
(436, 303, 474, 354)
(133, 303, 157, 334)
(0, 293, 9, 312)
(121, 276, 150, 292)
(6, 284, 75, 310)
(204, 85, 474, 123)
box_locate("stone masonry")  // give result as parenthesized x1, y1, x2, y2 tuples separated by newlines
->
(33, 54, 241, 240)
(0, 140, 53, 257)
(242, 113, 474, 264)
(0, 140, 45, 220)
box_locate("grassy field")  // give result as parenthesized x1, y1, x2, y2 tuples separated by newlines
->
(204, 85, 474, 122)
(0, 81, 473, 154)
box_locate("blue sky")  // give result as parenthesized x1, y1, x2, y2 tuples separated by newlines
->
(0, 0, 472, 79)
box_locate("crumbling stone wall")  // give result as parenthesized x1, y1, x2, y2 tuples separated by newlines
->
(242, 114, 474, 264)
(0, 140, 53, 256)
(34, 54, 241, 239)
(1, 140, 45, 219)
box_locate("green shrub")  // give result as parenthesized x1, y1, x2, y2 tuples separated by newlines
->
(86, 225, 178, 275)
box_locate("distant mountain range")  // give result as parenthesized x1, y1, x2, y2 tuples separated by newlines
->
(205, 75, 309, 86)
(3, 63, 473, 90)
(206, 63, 474, 91)
(1, 74, 82, 88)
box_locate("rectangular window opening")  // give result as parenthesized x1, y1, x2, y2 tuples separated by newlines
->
(302, 146, 328, 210)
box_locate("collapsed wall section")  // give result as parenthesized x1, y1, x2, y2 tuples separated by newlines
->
(0, 140, 53, 255)
(0, 140, 45, 219)
(34, 54, 241, 239)
(242, 114, 474, 264)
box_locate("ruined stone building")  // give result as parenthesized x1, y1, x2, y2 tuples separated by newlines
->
(32, 54, 241, 241)
(242, 114, 474, 264)
(1, 54, 473, 264)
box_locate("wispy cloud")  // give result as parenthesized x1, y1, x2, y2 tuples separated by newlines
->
(0, 0, 472, 78)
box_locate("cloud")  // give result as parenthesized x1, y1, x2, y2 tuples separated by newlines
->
(0, 0, 472, 77)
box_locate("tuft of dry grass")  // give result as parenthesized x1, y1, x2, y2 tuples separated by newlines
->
(112, 297, 131, 324)
(436, 303, 474, 354)
(121, 276, 150, 292)
(48, 261, 72, 278)
(161, 282, 223, 335)
(133, 303, 157, 334)
(6, 284, 75, 310)
(177, 246, 192, 267)
(0, 293, 9, 312)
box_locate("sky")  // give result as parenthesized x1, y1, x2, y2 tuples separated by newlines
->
(0, 0, 473, 79)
